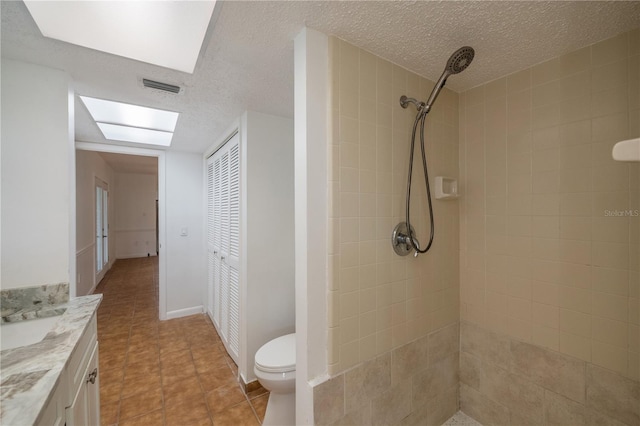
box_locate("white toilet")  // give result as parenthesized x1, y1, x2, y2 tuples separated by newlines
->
(254, 333, 296, 426)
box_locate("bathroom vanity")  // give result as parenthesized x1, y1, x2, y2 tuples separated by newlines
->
(0, 295, 102, 425)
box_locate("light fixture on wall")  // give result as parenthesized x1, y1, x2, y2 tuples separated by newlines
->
(80, 96, 179, 147)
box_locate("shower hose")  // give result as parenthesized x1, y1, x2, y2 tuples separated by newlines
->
(405, 109, 435, 255)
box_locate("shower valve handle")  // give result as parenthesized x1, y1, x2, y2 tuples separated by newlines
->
(391, 222, 419, 257)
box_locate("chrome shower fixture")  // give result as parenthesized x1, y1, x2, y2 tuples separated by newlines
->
(392, 46, 474, 257)
(399, 95, 426, 111)
(401, 46, 475, 114)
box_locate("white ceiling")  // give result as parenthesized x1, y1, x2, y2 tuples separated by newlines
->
(98, 152, 158, 175)
(2, 1, 640, 161)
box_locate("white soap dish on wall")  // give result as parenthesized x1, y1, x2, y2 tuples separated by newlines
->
(434, 176, 459, 200)
(612, 138, 640, 162)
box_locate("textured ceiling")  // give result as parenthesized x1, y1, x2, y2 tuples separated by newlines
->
(2, 1, 640, 157)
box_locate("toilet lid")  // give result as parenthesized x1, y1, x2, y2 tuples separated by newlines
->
(255, 333, 296, 373)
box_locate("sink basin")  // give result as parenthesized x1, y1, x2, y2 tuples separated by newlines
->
(0, 315, 63, 351)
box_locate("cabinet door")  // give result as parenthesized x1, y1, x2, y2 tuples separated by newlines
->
(86, 343, 100, 426)
(36, 379, 65, 426)
(66, 342, 100, 426)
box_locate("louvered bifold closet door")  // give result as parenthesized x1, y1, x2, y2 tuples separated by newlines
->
(206, 132, 240, 365)
(219, 149, 230, 344)
(212, 156, 222, 328)
(206, 157, 216, 323)
(227, 142, 240, 358)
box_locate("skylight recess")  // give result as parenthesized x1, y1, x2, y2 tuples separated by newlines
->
(80, 96, 179, 147)
(97, 123, 174, 147)
(80, 97, 178, 132)
(23, 1, 216, 73)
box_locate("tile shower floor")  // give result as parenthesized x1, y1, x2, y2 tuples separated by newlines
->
(443, 411, 483, 426)
(94, 257, 267, 426)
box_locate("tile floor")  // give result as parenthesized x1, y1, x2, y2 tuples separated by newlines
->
(94, 257, 267, 426)
(442, 411, 482, 426)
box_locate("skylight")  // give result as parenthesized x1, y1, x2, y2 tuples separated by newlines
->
(80, 96, 179, 147)
(23, 1, 216, 73)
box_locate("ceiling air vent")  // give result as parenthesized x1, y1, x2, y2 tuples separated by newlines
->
(142, 78, 181, 94)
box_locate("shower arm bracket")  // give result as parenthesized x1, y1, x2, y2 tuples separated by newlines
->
(399, 95, 426, 113)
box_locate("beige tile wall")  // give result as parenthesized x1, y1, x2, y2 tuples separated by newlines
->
(460, 29, 640, 424)
(459, 27, 640, 424)
(327, 36, 460, 375)
(460, 321, 640, 426)
(314, 323, 459, 425)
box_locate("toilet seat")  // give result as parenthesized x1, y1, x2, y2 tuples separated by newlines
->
(255, 333, 296, 373)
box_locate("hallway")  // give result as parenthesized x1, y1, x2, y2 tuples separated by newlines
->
(94, 257, 267, 426)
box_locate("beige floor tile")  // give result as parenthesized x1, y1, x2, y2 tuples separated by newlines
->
(100, 400, 120, 426)
(193, 353, 229, 375)
(205, 382, 246, 414)
(121, 371, 162, 399)
(100, 378, 123, 404)
(163, 375, 203, 402)
(164, 393, 211, 426)
(124, 357, 161, 381)
(198, 366, 237, 392)
(100, 349, 128, 371)
(160, 348, 193, 369)
(162, 363, 198, 386)
(99, 367, 124, 387)
(212, 401, 260, 426)
(126, 345, 160, 364)
(96, 258, 238, 426)
(250, 393, 269, 423)
(119, 388, 163, 421)
(119, 409, 165, 426)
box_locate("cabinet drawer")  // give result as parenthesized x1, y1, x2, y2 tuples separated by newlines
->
(65, 314, 97, 407)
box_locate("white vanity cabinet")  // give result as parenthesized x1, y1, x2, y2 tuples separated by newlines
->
(206, 111, 295, 386)
(65, 315, 100, 426)
(36, 378, 67, 426)
(34, 314, 100, 426)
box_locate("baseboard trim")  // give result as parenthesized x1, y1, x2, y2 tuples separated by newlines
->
(87, 282, 98, 296)
(240, 374, 263, 393)
(76, 242, 95, 257)
(166, 305, 204, 320)
(116, 253, 158, 259)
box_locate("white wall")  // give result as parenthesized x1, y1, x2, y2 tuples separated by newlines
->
(242, 110, 295, 384)
(75, 150, 115, 295)
(165, 151, 204, 318)
(1, 59, 74, 289)
(294, 28, 329, 425)
(114, 172, 158, 259)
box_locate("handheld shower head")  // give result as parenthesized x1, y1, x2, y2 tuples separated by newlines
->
(424, 46, 475, 112)
(446, 46, 475, 74)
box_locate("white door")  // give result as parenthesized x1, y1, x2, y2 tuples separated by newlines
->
(206, 132, 240, 363)
(95, 178, 109, 283)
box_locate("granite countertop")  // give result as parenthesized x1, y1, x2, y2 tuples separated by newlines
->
(0, 294, 102, 426)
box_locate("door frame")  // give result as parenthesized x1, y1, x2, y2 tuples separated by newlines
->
(76, 142, 168, 320)
(95, 176, 109, 284)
